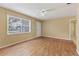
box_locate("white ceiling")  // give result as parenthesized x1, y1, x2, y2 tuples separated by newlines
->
(0, 3, 76, 20)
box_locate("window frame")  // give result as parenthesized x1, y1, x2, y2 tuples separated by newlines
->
(7, 15, 31, 35)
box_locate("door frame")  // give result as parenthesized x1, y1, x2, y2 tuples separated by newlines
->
(36, 21, 41, 37)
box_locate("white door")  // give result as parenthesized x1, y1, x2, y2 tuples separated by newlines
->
(36, 21, 41, 37)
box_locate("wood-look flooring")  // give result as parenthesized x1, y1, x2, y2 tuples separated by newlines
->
(0, 37, 78, 56)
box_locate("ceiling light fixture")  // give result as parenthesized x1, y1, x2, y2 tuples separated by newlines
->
(40, 9, 47, 16)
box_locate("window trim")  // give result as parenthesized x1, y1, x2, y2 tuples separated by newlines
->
(7, 14, 31, 35)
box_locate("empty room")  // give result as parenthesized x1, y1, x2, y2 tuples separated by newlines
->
(0, 3, 79, 56)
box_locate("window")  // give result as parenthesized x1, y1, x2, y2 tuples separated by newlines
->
(7, 15, 31, 35)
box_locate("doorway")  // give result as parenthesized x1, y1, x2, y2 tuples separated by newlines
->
(69, 19, 76, 45)
(36, 21, 41, 37)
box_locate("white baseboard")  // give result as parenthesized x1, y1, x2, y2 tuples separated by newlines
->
(0, 36, 39, 49)
(43, 36, 68, 40)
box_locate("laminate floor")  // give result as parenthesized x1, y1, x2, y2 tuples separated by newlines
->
(0, 37, 78, 56)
